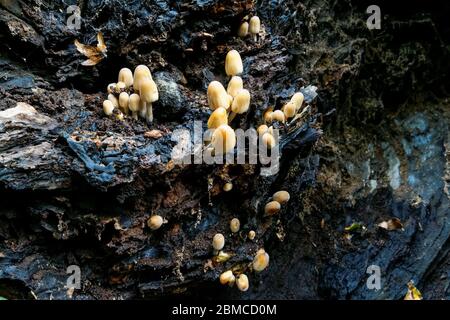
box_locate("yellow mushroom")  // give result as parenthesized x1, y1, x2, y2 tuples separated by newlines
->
(207, 81, 229, 110)
(225, 50, 243, 77)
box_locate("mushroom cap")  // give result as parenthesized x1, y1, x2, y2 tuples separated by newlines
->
(248, 230, 256, 240)
(116, 81, 126, 93)
(264, 200, 281, 216)
(103, 100, 114, 116)
(207, 107, 228, 129)
(249, 16, 261, 34)
(118, 92, 129, 109)
(231, 89, 250, 114)
(238, 22, 249, 38)
(212, 124, 236, 154)
(273, 190, 290, 204)
(283, 101, 296, 118)
(107, 83, 116, 94)
(271, 110, 285, 123)
(253, 251, 270, 272)
(261, 132, 276, 149)
(207, 81, 229, 110)
(133, 65, 152, 93)
(291, 92, 305, 111)
(236, 274, 249, 292)
(107, 93, 119, 107)
(140, 78, 159, 103)
(128, 93, 141, 112)
(147, 215, 164, 230)
(220, 270, 235, 285)
(227, 76, 243, 97)
(230, 218, 240, 233)
(263, 109, 273, 122)
(118, 68, 133, 88)
(225, 49, 243, 76)
(212, 233, 225, 250)
(257, 124, 269, 136)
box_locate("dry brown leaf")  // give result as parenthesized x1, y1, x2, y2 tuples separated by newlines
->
(378, 218, 404, 231)
(74, 32, 107, 66)
(144, 129, 164, 139)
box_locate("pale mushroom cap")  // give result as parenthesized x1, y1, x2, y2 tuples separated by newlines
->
(264, 110, 273, 122)
(248, 230, 256, 240)
(212, 233, 225, 250)
(227, 76, 244, 97)
(225, 49, 243, 76)
(257, 124, 269, 136)
(253, 251, 270, 272)
(220, 270, 235, 285)
(231, 89, 250, 114)
(118, 92, 129, 109)
(148, 215, 164, 230)
(238, 22, 249, 38)
(116, 81, 126, 93)
(107, 83, 116, 94)
(283, 101, 296, 118)
(264, 200, 281, 216)
(207, 107, 228, 129)
(230, 218, 240, 233)
(236, 274, 249, 292)
(133, 65, 152, 93)
(291, 92, 304, 111)
(271, 110, 285, 123)
(118, 67, 134, 88)
(140, 78, 159, 103)
(223, 182, 233, 192)
(249, 16, 261, 34)
(107, 93, 119, 107)
(128, 93, 141, 112)
(262, 132, 276, 149)
(273, 190, 290, 204)
(212, 124, 236, 154)
(103, 100, 114, 116)
(207, 81, 229, 110)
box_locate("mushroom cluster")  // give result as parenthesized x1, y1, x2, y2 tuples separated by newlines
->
(264, 190, 290, 216)
(206, 49, 251, 155)
(237, 15, 261, 42)
(102, 65, 159, 124)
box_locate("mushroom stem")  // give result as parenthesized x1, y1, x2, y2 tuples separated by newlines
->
(253, 34, 257, 43)
(131, 111, 138, 120)
(146, 103, 154, 124)
(139, 101, 147, 119)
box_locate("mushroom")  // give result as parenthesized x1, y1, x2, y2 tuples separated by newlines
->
(115, 81, 126, 93)
(271, 110, 285, 123)
(264, 201, 281, 216)
(257, 124, 269, 136)
(107, 83, 116, 94)
(220, 270, 235, 286)
(207, 81, 229, 110)
(227, 76, 243, 97)
(140, 78, 159, 124)
(249, 16, 261, 42)
(238, 22, 249, 38)
(107, 93, 119, 108)
(230, 218, 240, 233)
(225, 50, 243, 77)
(263, 108, 273, 123)
(229, 89, 250, 122)
(236, 274, 249, 292)
(283, 101, 296, 119)
(147, 215, 164, 230)
(212, 233, 225, 251)
(133, 65, 152, 93)
(273, 190, 290, 204)
(207, 107, 228, 129)
(248, 230, 256, 240)
(223, 182, 233, 192)
(290, 92, 305, 111)
(103, 100, 114, 116)
(211, 124, 236, 155)
(261, 132, 276, 149)
(128, 93, 140, 120)
(252, 249, 269, 272)
(118, 92, 129, 115)
(118, 67, 133, 88)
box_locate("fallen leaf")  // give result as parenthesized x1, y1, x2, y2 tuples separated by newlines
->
(74, 32, 107, 66)
(144, 129, 164, 139)
(378, 218, 404, 231)
(404, 280, 422, 300)
(0, 252, 5, 258)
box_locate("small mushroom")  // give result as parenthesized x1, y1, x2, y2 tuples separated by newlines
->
(128, 93, 140, 120)
(271, 110, 285, 123)
(133, 65, 152, 93)
(107, 83, 116, 94)
(220, 270, 235, 286)
(290, 92, 305, 111)
(264, 201, 281, 216)
(225, 50, 243, 77)
(248, 230, 256, 240)
(230, 218, 240, 233)
(227, 76, 243, 97)
(118, 67, 133, 88)
(252, 249, 269, 272)
(273, 190, 290, 204)
(236, 274, 249, 292)
(118, 92, 129, 115)
(283, 101, 296, 119)
(211, 124, 236, 155)
(257, 124, 269, 136)
(207, 107, 228, 129)
(107, 93, 119, 108)
(238, 22, 249, 38)
(115, 81, 126, 93)
(103, 100, 114, 116)
(207, 81, 229, 110)
(140, 78, 159, 124)
(223, 182, 233, 192)
(212, 233, 225, 251)
(261, 132, 276, 149)
(249, 16, 261, 42)
(147, 215, 164, 230)
(229, 89, 250, 122)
